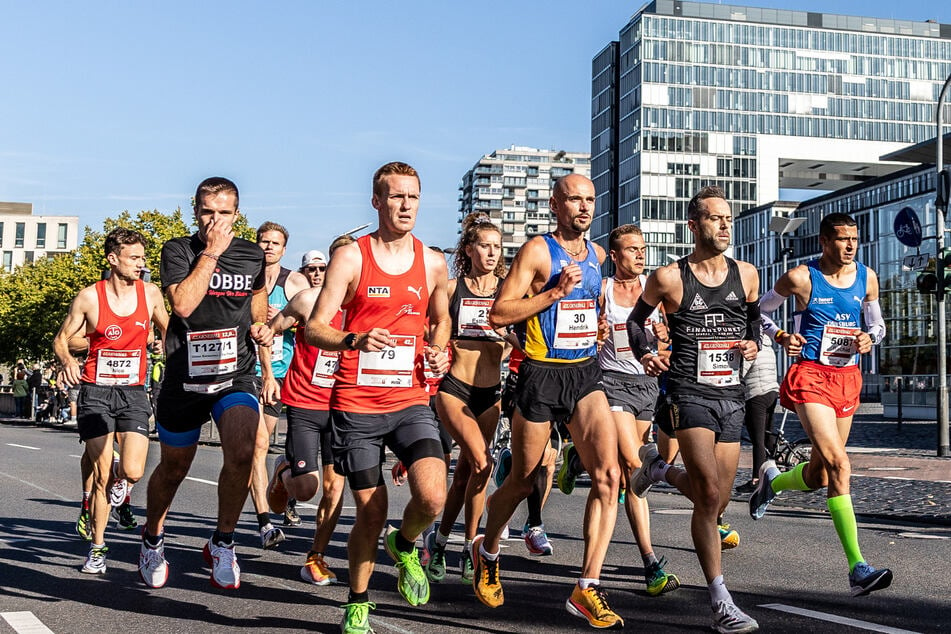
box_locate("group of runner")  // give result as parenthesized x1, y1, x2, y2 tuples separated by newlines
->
(52, 164, 891, 634)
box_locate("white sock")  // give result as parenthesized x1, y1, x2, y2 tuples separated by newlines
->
(578, 577, 599, 590)
(435, 531, 449, 548)
(708, 575, 732, 606)
(479, 543, 499, 561)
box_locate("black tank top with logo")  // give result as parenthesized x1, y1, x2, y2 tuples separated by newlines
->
(667, 257, 747, 401)
(449, 276, 503, 341)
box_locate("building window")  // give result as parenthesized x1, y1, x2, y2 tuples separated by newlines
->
(2, 251, 11, 272)
(57, 224, 68, 249)
(24, 251, 34, 264)
(15, 223, 25, 248)
(36, 223, 46, 249)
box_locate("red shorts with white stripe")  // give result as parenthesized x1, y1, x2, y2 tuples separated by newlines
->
(780, 360, 862, 418)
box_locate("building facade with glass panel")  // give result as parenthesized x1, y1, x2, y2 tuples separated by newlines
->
(592, 0, 951, 269)
(458, 146, 590, 263)
(0, 202, 79, 273)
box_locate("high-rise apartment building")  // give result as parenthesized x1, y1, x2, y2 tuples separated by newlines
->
(458, 146, 590, 262)
(591, 0, 951, 267)
(0, 202, 79, 272)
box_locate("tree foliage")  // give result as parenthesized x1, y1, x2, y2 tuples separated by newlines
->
(0, 207, 256, 364)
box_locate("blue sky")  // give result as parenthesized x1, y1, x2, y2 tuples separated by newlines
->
(1, 0, 949, 262)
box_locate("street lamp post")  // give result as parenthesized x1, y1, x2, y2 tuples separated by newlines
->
(934, 74, 950, 457)
(768, 216, 806, 333)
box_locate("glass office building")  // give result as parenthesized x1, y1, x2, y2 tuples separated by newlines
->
(592, 0, 951, 268)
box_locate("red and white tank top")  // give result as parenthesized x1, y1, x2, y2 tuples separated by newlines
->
(281, 311, 343, 410)
(331, 235, 430, 414)
(81, 280, 150, 386)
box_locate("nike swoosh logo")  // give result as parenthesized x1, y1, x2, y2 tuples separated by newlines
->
(842, 405, 854, 412)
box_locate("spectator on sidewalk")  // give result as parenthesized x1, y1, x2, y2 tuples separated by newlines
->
(13, 371, 29, 418)
(737, 332, 779, 494)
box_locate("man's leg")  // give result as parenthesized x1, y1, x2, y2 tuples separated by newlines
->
(116, 431, 149, 483)
(348, 484, 389, 595)
(145, 442, 199, 536)
(85, 432, 116, 547)
(312, 463, 345, 553)
(215, 405, 260, 534)
(673, 427, 723, 583)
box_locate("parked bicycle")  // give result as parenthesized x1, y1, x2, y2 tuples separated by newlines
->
(767, 410, 812, 471)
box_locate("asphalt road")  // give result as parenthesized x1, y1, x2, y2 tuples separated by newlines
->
(1, 423, 949, 633)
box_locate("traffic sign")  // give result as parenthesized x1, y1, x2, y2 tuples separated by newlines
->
(903, 253, 931, 271)
(894, 207, 923, 248)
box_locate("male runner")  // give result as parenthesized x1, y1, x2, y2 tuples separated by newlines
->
(475, 174, 624, 629)
(305, 162, 450, 634)
(54, 227, 169, 574)
(300, 249, 328, 289)
(627, 186, 760, 633)
(139, 176, 276, 590)
(753, 212, 892, 596)
(249, 221, 309, 545)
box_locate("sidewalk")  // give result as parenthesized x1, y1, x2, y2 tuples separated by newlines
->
(3, 401, 950, 525)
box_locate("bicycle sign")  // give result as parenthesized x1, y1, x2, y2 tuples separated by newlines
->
(893, 206, 923, 248)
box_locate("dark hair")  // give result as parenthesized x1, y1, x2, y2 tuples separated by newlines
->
(608, 223, 644, 252)
(453, 213, 505, 278)
(372, 162, 420, 196)
(194, 176, 239, 211)
(687, 185, 727, 221)
(103, 227, 147, 258)
(819, 213, 857, 239)
(257, 221, 289, 244)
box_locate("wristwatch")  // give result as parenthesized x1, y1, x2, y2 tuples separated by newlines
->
(343, 332, 357, 350)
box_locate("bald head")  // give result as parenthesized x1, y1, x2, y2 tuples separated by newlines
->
(553, 173, 593, 198)
(550, 173, 596, 234)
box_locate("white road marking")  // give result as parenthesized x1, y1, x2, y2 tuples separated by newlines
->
(69, 454, 82, 459)
(848, 448, 899, 454)
(373, 616, 416, 634)
(6, 443, 40, 450)
(1, 611, 55, 634)
(897, 532, 950, 540)
(760, 604, 921, 633)
(184, 476, 218, 486)
(0, 471, 70, 501)
(865, 467, 907, 471)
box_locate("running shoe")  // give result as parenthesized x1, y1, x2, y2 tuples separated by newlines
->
(618, 487, 626, 505)
(267, 456, 290, 514)
(470, 535, 503, 608)
(422, 527, 447, 583)
(260, 524, 286, 550)
(112, 502, 138, 531)
(735, 480, 757, 494)
(139, 541, 169, 588)
(748, 460, 781, 520)
(631, 443, 662, 498)
(493, 446, 512, 488)
(108, 478, 129, 507)
(383, 526, 429, 606)
(283, 498, 302, 526)
(712, 600, 758, 633)
(557, 443, 579, 495)
(340, 601, 376, 634)
(459, 547, 474, 583)
(301, 551, 336, 586)
(203, 538, 241, 589)
(719, 523, 740, 550)
(565, 584, 624, 629)
(645, 556, 680, 596)
(76, 506, 92, 541)
(81, 545, 108, 574)
(523, 523, 553, 556)
(849, 562, 893, 597)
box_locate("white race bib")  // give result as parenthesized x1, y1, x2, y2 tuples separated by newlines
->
(458, 298, 499, 339)
(554, 299, 597, 350)
(819, 325, 860, 367)
(95, 349, 141, 385)
(611, 323, 634, 361)
(271, 333, 284, 363)
(310, 349, 340, 388)
(357, 335, 416, 387)
(697, 340, 741, 387)
(186, 328, 238, 377)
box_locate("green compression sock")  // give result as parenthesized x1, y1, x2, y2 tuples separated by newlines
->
(827, 494, 864, 572)
(771, 462, 811, 493)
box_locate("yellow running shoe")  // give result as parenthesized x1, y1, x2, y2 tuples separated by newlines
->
(719, 524, 740, 550)
(566, 584, 624, 629)
(471, 535, 504, 608)
(301, 551, 336, 586)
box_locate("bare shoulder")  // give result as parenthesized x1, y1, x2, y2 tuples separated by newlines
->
(74, 285, 99, 311)
(652, 261, 681, 289)
(785, 263, 811, 287)
(513, 235, 548, 268)
(145, 282, 164, 301)
(591, 241, 607, 264)
(423, 246, 448, 274)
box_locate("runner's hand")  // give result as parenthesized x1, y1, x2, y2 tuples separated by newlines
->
(779, 332, 805, 356)
(361, 328, 394, 352)
(63, 359, 82, 387)
(596, 315, 610, 351)
(261, 375, 280, 406)
(640, 353, 669, 377)
(553, 263, 582, 299)
(737, 339, 759, 361)
(203, 217, 234, 256)
(251, 323, 274, 347)
(425, 346, 449, 375)
(856, 331, 873, 354)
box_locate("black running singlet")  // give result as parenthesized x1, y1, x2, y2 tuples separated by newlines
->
(667, 257, 748, 401)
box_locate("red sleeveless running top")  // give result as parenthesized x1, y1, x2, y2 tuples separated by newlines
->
(81, 279, 150, 386)
(281, 311, 342, 410)
(331, 235, 430, 414)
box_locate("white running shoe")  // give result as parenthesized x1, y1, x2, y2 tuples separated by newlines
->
(712, 600, 758, 633)
(109, 478, 129, 507)
(203, 538, 241, 589)
(260, 524, 286, 550)
(82, 545, 108, 574)
(139, 541, 169, 588)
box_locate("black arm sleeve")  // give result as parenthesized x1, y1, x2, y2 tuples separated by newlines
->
(626, 298, 660, 359)
(745, 301, 762, 349)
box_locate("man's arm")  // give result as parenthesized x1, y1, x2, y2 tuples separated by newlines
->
(146, 283, 170, 355)
(858, 268, 884, 353)
(53, 288, 93, 386)
(489, 238, 577, 328)
(269, 287, 315, 334)
(737, 260, 761, 361)
(424, 249, 451, 375)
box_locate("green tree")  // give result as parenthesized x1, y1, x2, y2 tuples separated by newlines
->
(0, 207, 255, 364)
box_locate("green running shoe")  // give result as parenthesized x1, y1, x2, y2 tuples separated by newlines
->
(383, 526, 430, 606)
(423, 528, 446, 583)
(557, 443, 580, 495)
(340, 601, 376, 634)
(460, 547, 474, 583)
(76, 506, 92, 541)
(645, 556, 680, 596)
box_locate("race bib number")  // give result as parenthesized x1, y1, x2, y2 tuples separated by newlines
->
(310, 349, 340, 388)
(819, 325, 860, 367)
(458, 298, 499, 339)
(357, 335, 416, 387)
(186, 328, 238, 377)
(95, 349, 141, 385)
(697, 340, 741, 387)
(612, 323, 634, 361)
(271, 333, 284, 363)
(554, 299, 597, 350)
